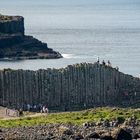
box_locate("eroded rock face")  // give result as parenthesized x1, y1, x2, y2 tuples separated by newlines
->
(0, 14, 62, 60)
(0, 15, 24, 35)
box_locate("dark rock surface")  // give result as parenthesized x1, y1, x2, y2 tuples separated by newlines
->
(0, 14, 62, 60)
(0, 15, 24, 35)
(0, 123, 139, 140)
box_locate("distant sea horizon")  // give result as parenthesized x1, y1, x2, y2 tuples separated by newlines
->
(0, 0, 140, 77)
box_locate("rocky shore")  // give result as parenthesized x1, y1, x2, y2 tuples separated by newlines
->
(0, 118, 140, 140)
(0, 14, 62, 60)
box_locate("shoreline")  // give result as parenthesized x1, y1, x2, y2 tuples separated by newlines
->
(0, 53, 62, 61)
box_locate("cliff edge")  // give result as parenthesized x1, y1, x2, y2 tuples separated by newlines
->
(0, 14, 62, 60)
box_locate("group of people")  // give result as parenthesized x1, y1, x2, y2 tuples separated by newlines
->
(97, 57, 111, 66)
(97, 58, 119, 70)
(23, 104, 49, 113)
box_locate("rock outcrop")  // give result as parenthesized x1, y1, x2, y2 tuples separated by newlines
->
(0, 62, 139, 110)
(0, 15, 24, 35)
(0, 14, 62, 60)
(0, 123, 140, 140)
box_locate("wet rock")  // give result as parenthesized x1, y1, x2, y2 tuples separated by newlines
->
(86, 132, 100, 139)
(134, 133, 140, 139)
(114, 128, 132, 140)
(100, 135, 113, 140)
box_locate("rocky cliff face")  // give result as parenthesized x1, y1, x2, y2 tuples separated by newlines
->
(0, 14, 62, 60)
(0, 15, 24, 35)
(0, 63, 139, 110)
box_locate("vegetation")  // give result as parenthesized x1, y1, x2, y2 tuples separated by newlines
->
(0, 15, 12, 21)
(0, 107, 139, 128)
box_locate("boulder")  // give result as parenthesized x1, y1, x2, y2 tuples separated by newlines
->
(59, 126, 74, 136)
(113, 128, 132, 140)
(100, 135, 113, 140)
(86, 132, 100, 139)
(133, 133, 140, 139)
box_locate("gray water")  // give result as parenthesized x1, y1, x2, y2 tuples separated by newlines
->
(0, 0, 140, 77)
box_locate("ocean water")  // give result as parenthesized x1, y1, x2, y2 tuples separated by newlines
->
(0, 0, 140, 77)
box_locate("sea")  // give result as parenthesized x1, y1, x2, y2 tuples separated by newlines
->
(0, 0, 140, 77)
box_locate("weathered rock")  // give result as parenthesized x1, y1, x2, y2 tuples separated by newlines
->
(100, 135, 113, 140)
(63, 129, 74, 135)
(134, 133, 140, 139)
(86, 132, 100, 139)
(113, 128, 132, 140)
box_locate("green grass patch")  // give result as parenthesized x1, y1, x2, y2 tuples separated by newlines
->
(0, 107, 139, 128)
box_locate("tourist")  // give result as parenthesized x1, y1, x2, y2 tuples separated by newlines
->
(19, 108, 23, 116)
(97, 57, 100, 63)
(102, 60, 106, 65)
(41, 105, 49, 113)
(107, 60, 111, 67)
(27, 104, 31, 111)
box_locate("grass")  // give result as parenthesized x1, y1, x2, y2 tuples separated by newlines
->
(0, 107, 139, 128)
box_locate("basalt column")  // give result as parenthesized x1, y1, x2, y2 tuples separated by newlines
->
(0, 63, 140, 110)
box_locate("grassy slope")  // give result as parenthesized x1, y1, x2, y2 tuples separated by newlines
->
(0, 107, 139, 128)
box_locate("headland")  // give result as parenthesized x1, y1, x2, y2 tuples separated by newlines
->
(0, 14, 62, 60)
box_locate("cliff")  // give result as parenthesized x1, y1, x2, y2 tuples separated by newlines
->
(0, 15, 24, 35)
(0, 14, 62, 60)
(0, 63, 139, 110)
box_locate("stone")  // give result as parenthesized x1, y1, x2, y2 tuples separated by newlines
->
(59, 126, 74, 136)
(134, 133, 140, 139)
(86, 132, 100, 139)
(63, 129, 74, 135)
(114, 128, 132, 140)
(100, 135, 113, 140)
(74, 134, 84, 140)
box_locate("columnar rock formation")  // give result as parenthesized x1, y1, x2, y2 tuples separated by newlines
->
(0, 63, 140, 110)
(0, 14, 62, 60)
(0, 15, 24, 35)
